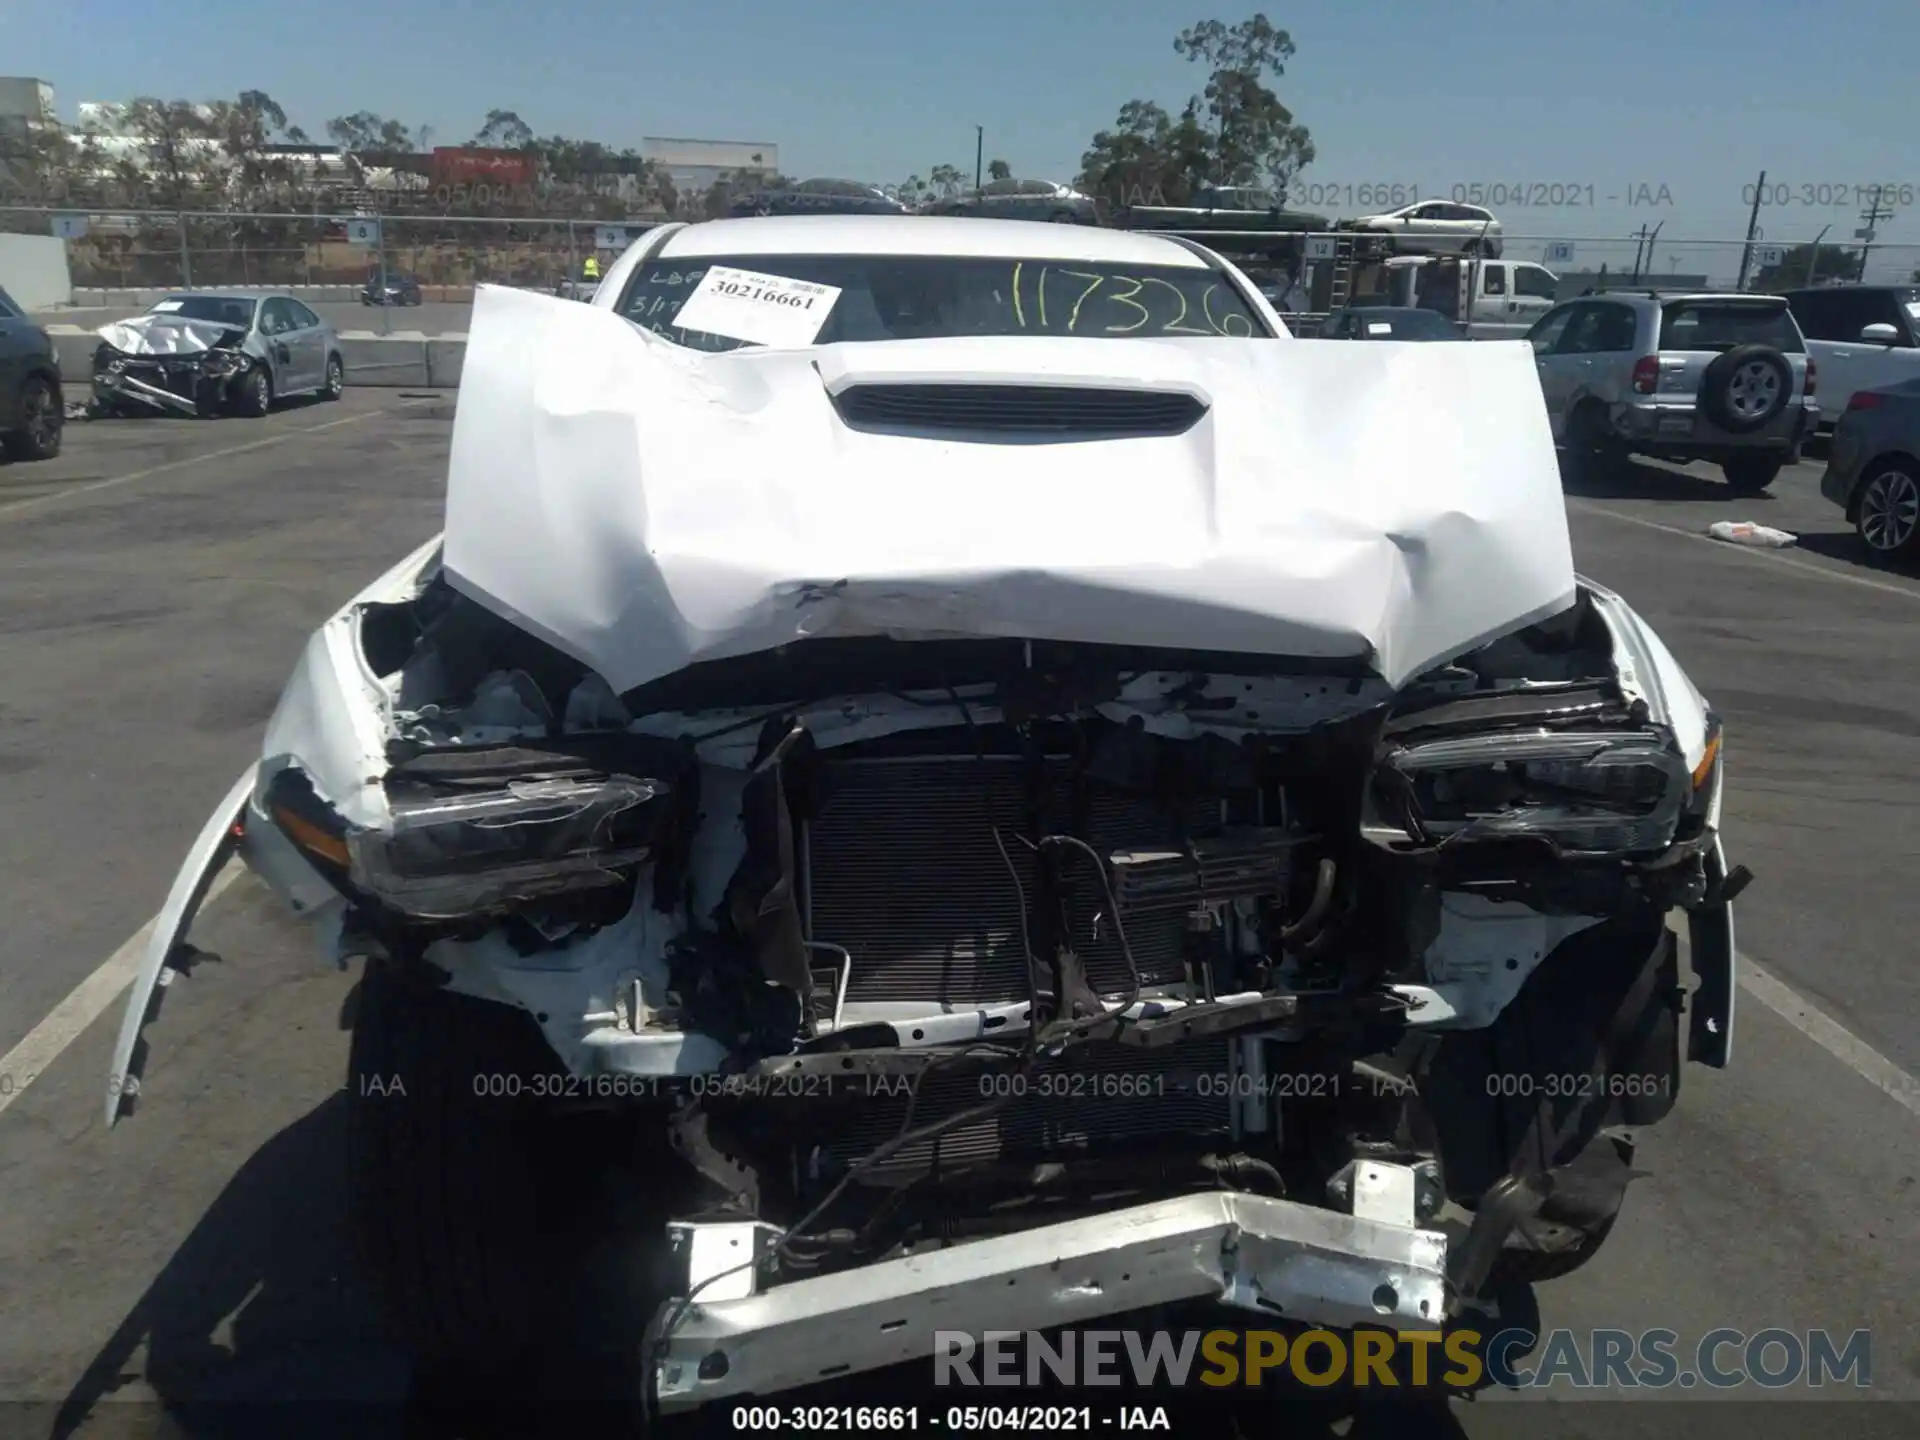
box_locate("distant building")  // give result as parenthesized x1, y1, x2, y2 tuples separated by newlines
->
(641, 137, 779, 198)
(0, 77, 56, 128)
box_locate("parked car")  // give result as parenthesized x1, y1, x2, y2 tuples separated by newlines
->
(1338, 201, 1503, 258)
(1780, 284, 1920, 427)
(110, 214, 1741, 1422)
(362, 271, 424, 306)
(0, 283, 63, 461)
(91, 292, 345, 419)
(1819, 377, 1920, 558)
(1319, 305, 1465, 340)
(1525, 291, 1817, 492)
(728, 178, 909, 217)
(924, 178, 1098, 224)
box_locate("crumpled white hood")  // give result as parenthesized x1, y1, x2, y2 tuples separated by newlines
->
(96, 314, 243, 355)
(442, 284, 1575, 694)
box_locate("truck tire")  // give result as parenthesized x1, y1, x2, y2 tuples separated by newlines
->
(1699, 345, 1790, 433)
(345, 960, 677, 1414)
(2, 374, 62, 461)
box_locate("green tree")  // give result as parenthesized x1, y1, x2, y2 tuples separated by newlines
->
(1077, 98, 1211, 209)
(473, 109, 535, 149)
(987, 157, 1012, 181)
(327, 111, 414, 153)
(1079, 13, 1315, 209)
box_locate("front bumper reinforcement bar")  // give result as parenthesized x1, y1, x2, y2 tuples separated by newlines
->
(648, 1185, 1449, 1412)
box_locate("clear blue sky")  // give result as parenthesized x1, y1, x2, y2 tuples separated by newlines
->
(17, 0, 1920, 275)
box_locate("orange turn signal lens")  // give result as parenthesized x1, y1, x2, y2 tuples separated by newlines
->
(273, 804, 351, 866)
(1691, 731, 1722, 790)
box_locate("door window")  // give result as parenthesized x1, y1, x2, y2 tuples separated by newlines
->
(0, 287, 19, 319)
(1483, 266, 1508, 297)
(1784, 291, 1842, 340)
(1513, 265, 1559, 300)
(1527, 307, 1576, 353)
(259, 298, 296, 334)
(286, 300, 321, 329)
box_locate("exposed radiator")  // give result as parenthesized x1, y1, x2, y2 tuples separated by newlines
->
(803, 755, 1222, 1007)
(811, 1036, 1233, 1178)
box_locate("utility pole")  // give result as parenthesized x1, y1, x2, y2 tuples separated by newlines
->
(1734, 169, 1765, 291)
(974, 126, 983, 193)
(1856, 185, 1894, 282)
(1804, 223, 1831, 285)
(1629, 222, 1660, 282)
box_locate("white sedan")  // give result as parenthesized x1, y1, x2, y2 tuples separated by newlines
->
(1341, 200, 1504, 257)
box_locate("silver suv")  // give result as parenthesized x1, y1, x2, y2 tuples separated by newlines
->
(1525, 291, 1819, 493)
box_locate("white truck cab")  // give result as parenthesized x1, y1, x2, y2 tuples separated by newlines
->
(1352, 255, 1559, 338)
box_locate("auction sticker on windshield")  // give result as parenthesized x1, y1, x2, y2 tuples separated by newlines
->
(672, 265, 842, 348)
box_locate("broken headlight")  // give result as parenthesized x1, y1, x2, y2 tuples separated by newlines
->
(1379, 729, 1690, 856)
(264, 768, 671, 920)
(199, 348, 248, 377)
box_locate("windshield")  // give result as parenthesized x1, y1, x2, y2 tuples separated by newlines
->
(1659, 301, 1803, 353)
(153, 296, 257, 328)
(619, 253, 1272, 351)
(1351, 309, 1459, 340)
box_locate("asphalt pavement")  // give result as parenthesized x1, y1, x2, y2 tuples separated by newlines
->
(33, 300, 476, 337)
(0, 413, 1916, 1439)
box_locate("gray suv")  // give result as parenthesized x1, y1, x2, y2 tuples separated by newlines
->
(1526, 291, 1819, 493)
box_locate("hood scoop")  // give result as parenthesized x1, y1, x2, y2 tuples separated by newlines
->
(830, 383, 1208, 440)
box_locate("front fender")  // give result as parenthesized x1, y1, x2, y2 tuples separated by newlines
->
(104, 767, 257, 1126)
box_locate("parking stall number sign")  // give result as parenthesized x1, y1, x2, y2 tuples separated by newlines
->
(1305, 235, 1338, 262)
(672, 265, 843, 347)
(1755, 245, 1785, 267)
(347, 219, 381, 247)
(1544, 241, 1576, 265)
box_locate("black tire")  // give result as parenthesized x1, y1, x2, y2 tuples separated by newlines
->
(231, 364, 272, 418)
(1853, 459, 1920, 557)
(1721, 453, 1783, 493)
(347, 961, 678, 1412)
(1699, 344, 1790, 433)
(2, 374, 62, 461)
(1561, 400, 1625, 484)
(321, 353, 345, 401)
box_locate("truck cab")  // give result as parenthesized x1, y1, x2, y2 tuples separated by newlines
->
(1349, 255, 1559, 338)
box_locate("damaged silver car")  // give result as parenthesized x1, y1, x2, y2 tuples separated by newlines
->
(107, 217, 1747, 1417)
(90, 292, 345, 418)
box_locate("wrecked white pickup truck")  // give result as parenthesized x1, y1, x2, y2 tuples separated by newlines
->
(107, 216, 1746, 1416)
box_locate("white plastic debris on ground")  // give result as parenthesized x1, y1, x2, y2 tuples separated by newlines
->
(1707, 521, 1798, 548)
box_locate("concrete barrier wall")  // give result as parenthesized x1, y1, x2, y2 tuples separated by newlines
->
(1, 234, 76, 309)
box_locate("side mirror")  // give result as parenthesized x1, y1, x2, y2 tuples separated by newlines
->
(1860, 322, 1901, 345)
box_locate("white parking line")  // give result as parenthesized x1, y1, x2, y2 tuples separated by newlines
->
(1738, 958, 1920, 1119)
(0, 408, 386, 522)
(0, 861, 243, 1120)
(1567, 499, 1920, 602)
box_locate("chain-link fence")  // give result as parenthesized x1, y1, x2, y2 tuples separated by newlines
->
(1, 207, 631, 291)
(5, 204, 1917, 297)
